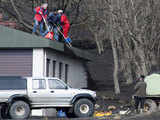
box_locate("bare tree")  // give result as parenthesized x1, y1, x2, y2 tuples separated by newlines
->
(81, 0, 160, 94)
(106, 0, 160, 85)
(81, 0, 121, 94)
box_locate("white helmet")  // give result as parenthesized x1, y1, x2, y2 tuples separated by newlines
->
(41, 3, 48, 9)
(57, 10, 63, 13)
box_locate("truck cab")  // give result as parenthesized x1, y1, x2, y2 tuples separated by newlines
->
(27, 77, 73, 108)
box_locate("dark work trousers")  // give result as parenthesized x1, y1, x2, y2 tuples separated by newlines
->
(134, 96, 145, 110)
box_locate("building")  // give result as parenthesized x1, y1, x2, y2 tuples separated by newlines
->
(0, 25, 92, 88)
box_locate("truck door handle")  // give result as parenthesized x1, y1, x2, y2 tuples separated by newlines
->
(33, 91, 37, 93)
(50, 91, 54, 93)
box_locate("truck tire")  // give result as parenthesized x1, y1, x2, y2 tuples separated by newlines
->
(144, 99, 157, 113)
(1, 104, 8, 119)
(73, 98, 94, 117)
(9, 101, 30, 119)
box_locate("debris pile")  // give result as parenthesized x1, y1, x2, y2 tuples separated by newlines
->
(94, 104, 135, 119)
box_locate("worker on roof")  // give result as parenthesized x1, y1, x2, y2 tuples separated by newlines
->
(42, 9, 61, 41)
(32, 3, 48, 36)
(57, 10, 72, 44)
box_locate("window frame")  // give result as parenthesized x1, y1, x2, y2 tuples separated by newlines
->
(46, 58, 50, 77)
(59, 62, 63, 79)
(65, 64, 68, 83)
(52, 60, 56, 77)
(48, 79, 66, 89)
(32, 79, 46, 90)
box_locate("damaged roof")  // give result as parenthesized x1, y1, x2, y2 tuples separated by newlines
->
(0, 25, 92, 61)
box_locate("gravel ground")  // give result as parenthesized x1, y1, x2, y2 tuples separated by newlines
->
(2, 111, 160, 120)
(28, 112, 160, 120)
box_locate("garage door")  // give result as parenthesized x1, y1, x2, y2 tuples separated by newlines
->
(0, 49, 32, 76)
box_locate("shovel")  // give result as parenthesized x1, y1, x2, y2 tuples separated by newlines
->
(42, 16, 53, 40)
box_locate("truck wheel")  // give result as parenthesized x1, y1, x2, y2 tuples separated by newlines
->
(1, 104, 8, 119)
(9, 101, 30, 119)
(73, 98, 94, 117)
(144, 99, 157, 113)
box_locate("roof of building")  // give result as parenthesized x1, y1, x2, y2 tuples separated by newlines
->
(0, 25, 93, 61)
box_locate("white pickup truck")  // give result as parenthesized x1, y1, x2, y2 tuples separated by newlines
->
(0, 76, 96, 119)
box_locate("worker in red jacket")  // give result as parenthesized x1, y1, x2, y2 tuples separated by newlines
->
(57, 10, 71, 44)
(32, 3, 48, 36)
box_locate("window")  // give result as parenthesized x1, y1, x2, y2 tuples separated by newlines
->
(48, 79, 66, 89)
(0, 77, 26, 90)
(32, 79, 46, 89)
(59, 62, 63, 79)
(65, 64, 68, 83)
(52, 60, 56, 77)
(46, 58, 50, 77)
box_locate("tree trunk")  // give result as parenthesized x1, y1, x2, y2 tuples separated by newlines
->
(111, 38, 120, 94)
(125, 63, 133, 84)
(109, 3, 120, 94)
(95, 34, 102, 54)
